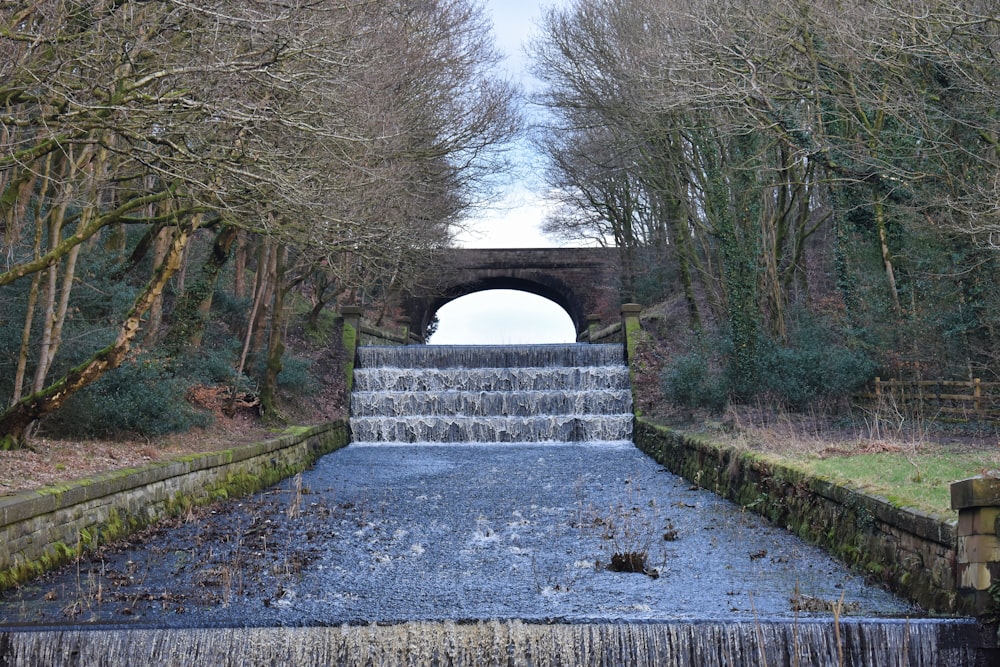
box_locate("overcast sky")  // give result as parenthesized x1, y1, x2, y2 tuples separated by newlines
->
(451, 0, 559, 251)
(429, 0, 579, 345)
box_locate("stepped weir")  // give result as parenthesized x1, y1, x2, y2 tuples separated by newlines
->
(0, 343, 994, 665)
(351, 344, 634, 445)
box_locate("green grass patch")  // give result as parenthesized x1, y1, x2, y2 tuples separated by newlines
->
(763, 450, 995, 515)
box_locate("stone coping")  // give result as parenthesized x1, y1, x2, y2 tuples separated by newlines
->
(952, 475, 1000, 510)
(633, 418, 961, 614)
(743, 442, 955, 546)
(636, 419, 956, 545)
(0, 423, 341, 529)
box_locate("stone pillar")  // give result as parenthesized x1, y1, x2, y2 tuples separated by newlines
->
(952, 475, 1000, 616)
(341, 306, 363, 391)
(620, 304, 642, 418)
(620, 304, 642, 363)
(586, 314, 601, 343)
(399, 316, 411, 345)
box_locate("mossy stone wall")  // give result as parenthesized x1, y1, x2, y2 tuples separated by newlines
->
(0, 422, 349, 591)
(634, 419, 959, 614)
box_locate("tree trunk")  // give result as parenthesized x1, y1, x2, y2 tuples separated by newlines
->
(874, 196, 903, 318)
(11, 273, 42, 408)
(233, 231, 248, 299)
(45, 242, 81, 368)
(0, 226, 191, 449)
(250, 239, 277, 361)
(31, 215, 67, 394)
(9, 158, 54, 405)
(233, 237, 274, 393)
(146, 227, 172, 341)
(260, 245, 289, 422)
(29, 145, 96, 393)
(32, 241, 83, 395)
(667, 207, 702, 330)
(164, 225, 239, 353)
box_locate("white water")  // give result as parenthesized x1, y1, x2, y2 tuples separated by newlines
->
(355, 344, 626, 369)
(0, 344, 988, 665)
(0, 619, 983, 666)
(350, 344, 633, 446)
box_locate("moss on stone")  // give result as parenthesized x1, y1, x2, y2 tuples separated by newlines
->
(342, 321, 358, 391)
(632, 417, 958, 614)
(0, 422, 349, 592)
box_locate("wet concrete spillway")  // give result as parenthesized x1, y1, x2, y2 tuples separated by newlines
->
(0, 343, 994, 665)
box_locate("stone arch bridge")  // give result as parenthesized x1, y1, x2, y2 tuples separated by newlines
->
(401, 248, 623, 343)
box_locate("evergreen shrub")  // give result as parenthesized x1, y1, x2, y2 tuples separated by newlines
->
(758, 314, 876, 410)
(250, 349, 318, 394)
(661, 350, 729, 412)
(176, 341, 244, 386)
(304, 309, 337, 346)
(43, 355, 212, 438)
(277, 355, 318, 393)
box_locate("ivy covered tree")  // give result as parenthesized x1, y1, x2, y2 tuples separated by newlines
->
(531, 0, 999, 406)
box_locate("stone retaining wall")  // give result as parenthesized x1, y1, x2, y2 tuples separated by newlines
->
(0, 422, 349, 590)
(633, 419, 959, 614)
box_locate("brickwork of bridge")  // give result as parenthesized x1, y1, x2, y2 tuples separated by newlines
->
(401, 248, 622, 342)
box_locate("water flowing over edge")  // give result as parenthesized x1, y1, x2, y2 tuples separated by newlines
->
(356, 343, 626, 369)
(0, 619, 988, 667)
(353, 367, 631, 392)
(350, 343, 633, 444)
(349, 414, 635, 443)
(348, 439, 635, 449)
(350, 389, 634, 417)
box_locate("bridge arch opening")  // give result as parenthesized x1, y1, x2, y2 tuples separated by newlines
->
(427, 288, 576, 345)
(401, 249, 623, 342)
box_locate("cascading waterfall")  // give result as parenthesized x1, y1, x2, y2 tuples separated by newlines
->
(356, 344, 627, 368)
(0, 619, 992, 666)
(350, 344, 633, 446)
(2, 343, 993, 666)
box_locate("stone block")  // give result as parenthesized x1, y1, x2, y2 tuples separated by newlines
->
(957, 562, 993, 590)
(952, 476, 1000, 511)
(957, 506, 1000, 536)
(957, 534, 1000, 563)
(931, 555, 956, 589)
(957, 587, 996, 617)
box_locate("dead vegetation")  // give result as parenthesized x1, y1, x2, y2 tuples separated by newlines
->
(1, 313, 349, 497)
(0, 419, 270, 496)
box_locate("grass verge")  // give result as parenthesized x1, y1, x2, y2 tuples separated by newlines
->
(698, 410, 1000, 516)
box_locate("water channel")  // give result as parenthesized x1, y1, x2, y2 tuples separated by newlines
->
(0, 344, 991, 665)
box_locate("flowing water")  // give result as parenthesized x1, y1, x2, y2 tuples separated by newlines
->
(0, 619, 992, 666)
(0, 343, 994, 665)
(350, 344, 634, 445)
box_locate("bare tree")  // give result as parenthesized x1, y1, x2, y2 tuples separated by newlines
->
(530, 0, 1000, 393)
(532, 0, 998, 310)
(1, 0, 521, 445)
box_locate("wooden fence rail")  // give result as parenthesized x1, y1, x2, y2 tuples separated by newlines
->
(855, 377, 1000, 422)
